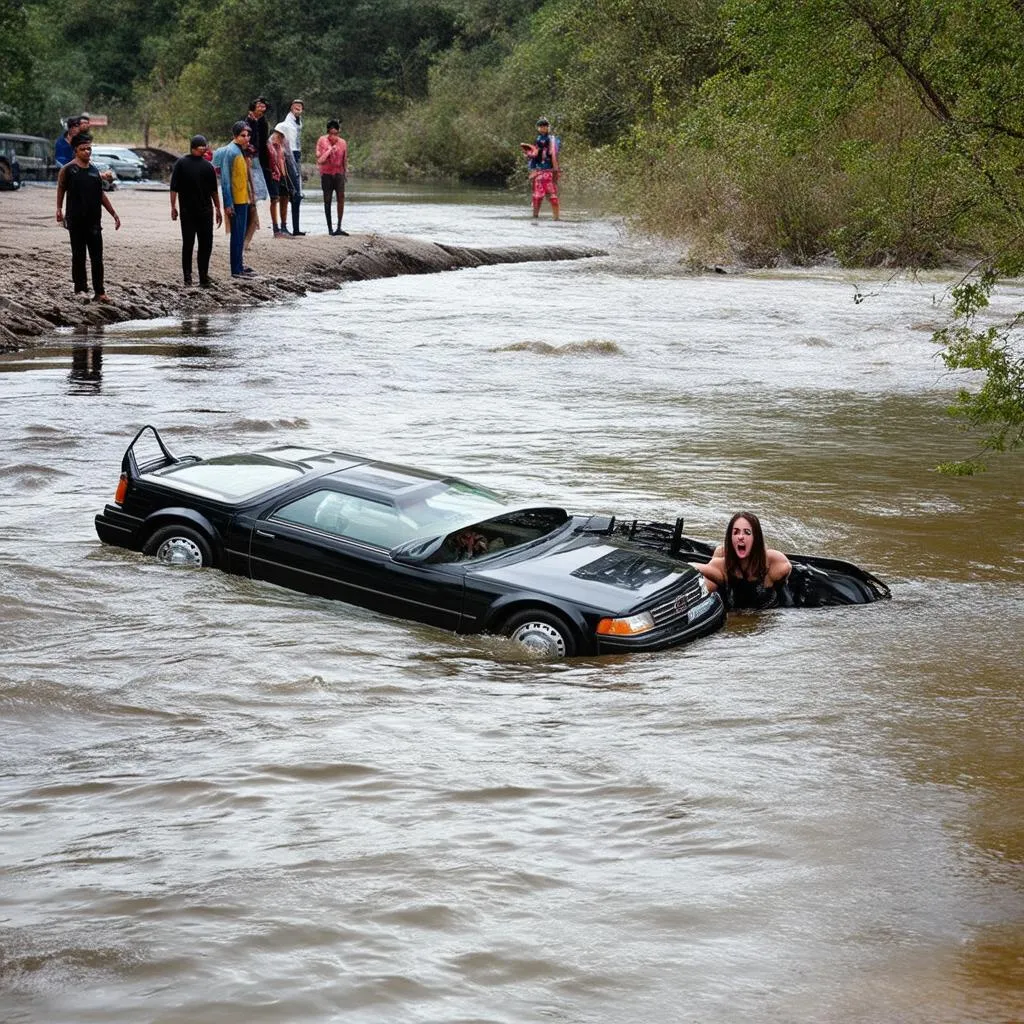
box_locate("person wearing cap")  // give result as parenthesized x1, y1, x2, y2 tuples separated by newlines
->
(55, 133, 121, 302)
(315, 119, 348, 235)
(524, 117, 560, 220)
(54, 117, 83, 167)
(281, 99, 305, 234)
(220, 121, 254, 278)
(170, 135, 223, 287)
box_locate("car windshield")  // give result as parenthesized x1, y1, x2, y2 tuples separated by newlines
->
(145, 455, 305, 500)
(397, 479, 509, 529)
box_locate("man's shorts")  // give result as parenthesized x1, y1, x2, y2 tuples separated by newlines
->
(320, 172, 346, 196)
(532, 170, 558, 201)
(267, 175, 280, 199)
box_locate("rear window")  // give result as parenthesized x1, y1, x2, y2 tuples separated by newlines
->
(145, 455, 304, 500)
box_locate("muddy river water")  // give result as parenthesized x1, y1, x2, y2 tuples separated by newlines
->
(1, 181, 1022, 1023)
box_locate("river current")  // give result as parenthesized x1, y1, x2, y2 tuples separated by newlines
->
(1, 181, 1022, 1023)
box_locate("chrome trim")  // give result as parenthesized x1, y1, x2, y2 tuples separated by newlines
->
(648, 576, 706, 628)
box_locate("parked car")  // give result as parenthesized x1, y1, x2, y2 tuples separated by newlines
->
(94, 427, 725, 658)
(90, 145, 145, 181)
(90, 157, 119, 191)
(0, 132, 56, 187)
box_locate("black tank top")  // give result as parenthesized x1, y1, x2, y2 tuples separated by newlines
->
(725, 575, 779, 610)
(62, 163, 104, 229)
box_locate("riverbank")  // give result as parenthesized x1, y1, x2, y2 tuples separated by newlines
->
(0, 185, 605, 351)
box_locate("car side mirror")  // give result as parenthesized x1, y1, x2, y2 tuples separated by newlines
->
(390, 534, 445, 565)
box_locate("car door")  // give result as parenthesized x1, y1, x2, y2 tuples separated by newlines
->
(247, 487, 465, 630)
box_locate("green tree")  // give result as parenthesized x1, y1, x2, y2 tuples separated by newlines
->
(934, 259, 1024, 474)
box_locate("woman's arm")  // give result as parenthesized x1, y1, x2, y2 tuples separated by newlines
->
(694, 556, 726, 592)
(765, 549, 792, 585)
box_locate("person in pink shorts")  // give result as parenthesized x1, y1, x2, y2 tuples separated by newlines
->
(520, 117, 560, 220)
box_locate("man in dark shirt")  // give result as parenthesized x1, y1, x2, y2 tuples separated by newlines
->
(55, 133, 121, 301)
(54, 116, 82, 167)
(244, 97, 271, 243)
(245, 97, 271, 178)
(170, 135, 223, 287)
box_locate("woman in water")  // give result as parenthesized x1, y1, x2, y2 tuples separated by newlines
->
(695, 511, 792, 609)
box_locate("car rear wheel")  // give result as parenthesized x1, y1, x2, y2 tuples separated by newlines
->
(502, 609, 576, 659)
(144, 524, 212, 568)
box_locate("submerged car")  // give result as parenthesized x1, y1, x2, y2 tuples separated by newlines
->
(94, 427, 725, 658)
(612, 520, 891, 607)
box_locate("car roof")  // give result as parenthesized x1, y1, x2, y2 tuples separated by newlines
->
(141, 443, 503, 507)
(257, 446, 486, 499)
(0, 132, 50, 143)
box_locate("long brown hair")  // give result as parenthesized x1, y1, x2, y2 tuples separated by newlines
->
(724, 510, 767, 582)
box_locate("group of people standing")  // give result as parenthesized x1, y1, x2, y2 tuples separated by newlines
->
(54, 105, 561, 298)
(173, 98, 350, 281)
(54, 97, 352, 294)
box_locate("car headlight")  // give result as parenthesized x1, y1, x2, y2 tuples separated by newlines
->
(596, 611, 655, 636)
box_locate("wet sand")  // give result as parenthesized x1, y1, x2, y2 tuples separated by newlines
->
(0, 185, 604, 350)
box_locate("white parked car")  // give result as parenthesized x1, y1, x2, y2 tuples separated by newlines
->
(90, 145, 145, 181)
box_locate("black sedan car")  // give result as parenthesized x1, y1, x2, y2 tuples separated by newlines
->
(94, 427, 725, 658)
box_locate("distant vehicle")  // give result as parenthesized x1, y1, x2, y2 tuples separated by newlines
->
(90, 145, 145, 181)
(91, 157, 119, 191)
(0, 133, 55, 187)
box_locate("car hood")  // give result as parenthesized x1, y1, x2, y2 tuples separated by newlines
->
(469, 533, 695, 613)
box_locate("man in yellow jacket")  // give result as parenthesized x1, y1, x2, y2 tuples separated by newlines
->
(220, 121, 253, 277)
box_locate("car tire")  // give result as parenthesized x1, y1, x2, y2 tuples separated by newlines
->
(502, 609, 577, 659)
(144, 524, 213, 568)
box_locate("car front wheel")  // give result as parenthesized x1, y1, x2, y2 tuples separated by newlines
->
(144, 524, 212, 568)
(502, 609, 576, 659)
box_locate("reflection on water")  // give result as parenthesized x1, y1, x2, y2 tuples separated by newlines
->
(0, 182, 1022, 1024)
(68, 343, 103, 392)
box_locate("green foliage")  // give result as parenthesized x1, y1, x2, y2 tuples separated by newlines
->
(654, 0, 1024, 267)
(934, 261, 1024, 474)
(155, 0, 461, 140)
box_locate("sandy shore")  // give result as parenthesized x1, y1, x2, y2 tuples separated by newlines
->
(0, 185, 604, 350)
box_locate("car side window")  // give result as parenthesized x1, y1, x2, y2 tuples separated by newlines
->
(273, 490, 413, 549)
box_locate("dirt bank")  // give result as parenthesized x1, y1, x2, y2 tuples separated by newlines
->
(0, 186, 605, 351)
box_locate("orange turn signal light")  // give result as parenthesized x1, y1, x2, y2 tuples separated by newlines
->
(114, 473, 128, 504)
(596, 612, 655, 636)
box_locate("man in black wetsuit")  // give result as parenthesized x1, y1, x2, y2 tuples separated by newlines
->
(170, 135, 223, 287)
(55, 133, 121, 302)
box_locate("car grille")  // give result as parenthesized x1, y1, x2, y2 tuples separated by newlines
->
(649, 576, 706, 628)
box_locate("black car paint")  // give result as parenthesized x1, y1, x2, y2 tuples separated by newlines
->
(95, 427, 726, 656)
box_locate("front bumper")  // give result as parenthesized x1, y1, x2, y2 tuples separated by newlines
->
(95, 504, 144, 549)
(596, 592, 726, 653)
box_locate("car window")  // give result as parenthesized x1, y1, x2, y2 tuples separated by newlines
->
(146, 455, 304, 500)
(430, 508, 569, 563)
(274, 490, 420, 549)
